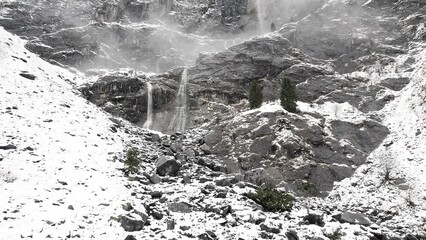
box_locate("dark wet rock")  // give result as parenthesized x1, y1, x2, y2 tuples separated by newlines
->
(124, 235, 137, 240)
(303, 213, 325, 227)
(150, 191, 163, 199)
(0, 145, 17, 150)
(80, 74, 176, 124)
(286, 230, 299, 240)
(151, 209, 163, 220)
(19, 72, 36, 80)
(155, 156, 181, 176)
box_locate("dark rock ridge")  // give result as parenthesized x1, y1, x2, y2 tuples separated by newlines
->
(80, 70, 177, 124)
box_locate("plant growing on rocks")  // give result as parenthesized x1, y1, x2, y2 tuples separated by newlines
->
(280, 77, 297, 113)
(249, 79, 263, 109)
(247, 187, 295, 212)
(380, 151, 395, 183)
(297, 181, 318, 196)
(404, 188, 416, 207)
(124, 148, 140, 174)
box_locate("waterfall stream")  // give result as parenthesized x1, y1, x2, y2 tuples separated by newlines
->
(167, 69, 188, 133)
(256, 0, 268, 34)
(142, 82, 153, 129)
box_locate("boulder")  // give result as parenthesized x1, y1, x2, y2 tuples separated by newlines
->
(168, 202, 192, 213)
(303, 213, 325, 227)
(200, 144, 212, 155)
(149, 173, 162, 184)
(335, 212, 371, 226)
(155, 156, 181, 176)
(120, 211, 148, 232)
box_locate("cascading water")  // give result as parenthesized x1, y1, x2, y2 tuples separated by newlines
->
(142, 82, 153, 129)
(256, 0, 303, 34)
(256, 0, 268, 34)
(167, 69, 188, 133)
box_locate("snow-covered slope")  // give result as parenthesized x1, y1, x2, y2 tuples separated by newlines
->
(329, 43, 426, 235)
(0, 26, 144, 239)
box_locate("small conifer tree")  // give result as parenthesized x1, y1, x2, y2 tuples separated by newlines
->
(125, 148, 140, 174)
(280, 78, 297, 113)
(249, 79, 263, 109)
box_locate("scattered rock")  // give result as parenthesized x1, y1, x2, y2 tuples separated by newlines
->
(200, 144, 212, 155)
(122, 203, 133, 211)
(286, 230, 299, 240)
(303, 212, 325, 227)
(335, 212, 371, 226)
(120, 211, 148, 232)
(182, 174, 191, 184)
(150, 191, 163, 199)
(149, 173, 162, 184)
(151, 209, 163, 220)
(0, 145, 17, 150)
(124, 235, 137, 240)
(151, 134, 162, 143)
(167, 219, 175, 230)
(214, 192, 227, 198)
(260, 222, 281, 234)
(57, 180, 68, 186)
(155, 156, 181, 176)
(68, 205, 74, 210)
(170, 142, 183, 153)
(19, 72, 36, 80)
(180, 225, 190, 231)
(198, 231, 218, 240)
(215, 178, 231, 187)
(168, 202, 192, 213)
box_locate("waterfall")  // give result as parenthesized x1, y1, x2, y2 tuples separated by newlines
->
(167, 69, 188, 133)
(256, 0, 268, 34)
(143, 82, 153, 129)
(256, 0, 297, 34)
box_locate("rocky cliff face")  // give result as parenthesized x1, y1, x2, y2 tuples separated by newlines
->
(0, 0, 323, 73)
(2, 0, 426, 239)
